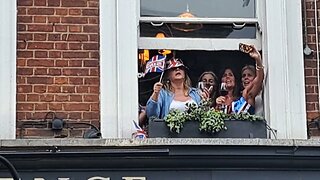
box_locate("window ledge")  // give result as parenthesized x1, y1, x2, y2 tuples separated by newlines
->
(0, 138, 318, 148)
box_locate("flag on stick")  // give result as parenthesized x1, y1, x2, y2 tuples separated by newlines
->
(132, 120, 146, 140)
(144, 55, 166, 75)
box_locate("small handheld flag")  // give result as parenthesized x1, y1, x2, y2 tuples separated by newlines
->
(133, 120, 142, 131)
(132, 120, 147, 140)
(144, 55, 166, 75)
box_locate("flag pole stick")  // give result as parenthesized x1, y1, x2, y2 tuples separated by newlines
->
(159, 71, 164, 83)
(159, 54, 168, 83)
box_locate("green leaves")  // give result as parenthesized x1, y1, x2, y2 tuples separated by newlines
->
(164, 99, 263, 134)
(225, 112, 264, 121)
(199, 109, 227, 133)
(164, 109, 188, 133)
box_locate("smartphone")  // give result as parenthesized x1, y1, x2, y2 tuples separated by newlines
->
(239, 43, 253, 53)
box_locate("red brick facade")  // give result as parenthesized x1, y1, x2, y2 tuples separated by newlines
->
(17, 0, 100, 138)
(304, 0, 320, 136)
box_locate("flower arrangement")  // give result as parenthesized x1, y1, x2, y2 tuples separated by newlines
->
(164, 100, 264, 134)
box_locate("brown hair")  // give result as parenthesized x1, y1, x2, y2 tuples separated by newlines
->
(198, 71, 218, 98)
(219, 67, 240, 99)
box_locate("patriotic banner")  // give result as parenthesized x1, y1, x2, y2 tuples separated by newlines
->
(144, 55, 166, 75)
(132, 120, 142, 131)
(231, 97, 252, 114)
(132, 120, 146, 140)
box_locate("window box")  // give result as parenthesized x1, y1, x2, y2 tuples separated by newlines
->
(148, 119, 267, 138)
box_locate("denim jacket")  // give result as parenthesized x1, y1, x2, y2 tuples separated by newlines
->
(146, 88, 201, 119)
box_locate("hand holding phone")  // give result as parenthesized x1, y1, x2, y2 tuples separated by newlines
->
(239, 43, 253, 54)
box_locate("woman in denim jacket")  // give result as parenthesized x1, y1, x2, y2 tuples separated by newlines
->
(146, 58, 202, 119)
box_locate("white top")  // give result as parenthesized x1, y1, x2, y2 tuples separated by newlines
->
(169, 99, 197, 112)
(255, 92, 264, 117)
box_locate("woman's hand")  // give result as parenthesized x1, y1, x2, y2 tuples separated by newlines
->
(153, 82, 163, 94)
(215, 96, 226, 110)
(249, 45, 262, 63)
(200, 86, 213, 100)
(151, 82, 163, 101)
(216, 96, 225, 105)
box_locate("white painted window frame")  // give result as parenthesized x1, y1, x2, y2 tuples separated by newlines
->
(100, 0, 139, 138)
(0, 1, 16, 139)
(139, 1, 262, 50)
(139, 17, 259, 24)
(139, 38, 261, 51)
(263, 0, 307, 139)
(100, 0, 307, 139)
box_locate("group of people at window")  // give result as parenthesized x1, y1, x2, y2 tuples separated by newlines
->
(139, 45, 264, 127)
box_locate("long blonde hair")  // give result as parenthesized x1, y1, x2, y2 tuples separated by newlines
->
(162, 69, 192, 96)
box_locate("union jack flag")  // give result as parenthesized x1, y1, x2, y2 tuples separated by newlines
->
(144, 55, 166, 75)
(166, 58, 184, 70)
(132, 120, 147, 139)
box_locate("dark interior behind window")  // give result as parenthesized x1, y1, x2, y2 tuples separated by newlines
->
(138, 50, 255, 105)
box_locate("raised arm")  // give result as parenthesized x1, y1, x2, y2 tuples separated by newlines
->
(243, 46, 264, 101)
(146, 82, 163, 119)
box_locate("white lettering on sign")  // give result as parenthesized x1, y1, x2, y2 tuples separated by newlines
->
(122, 177, 146, 180)
(0, 177, 146, 180)
(88, 177, 110, 180)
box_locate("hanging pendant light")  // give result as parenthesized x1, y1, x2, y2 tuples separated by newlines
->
(171, 4, 203, 32)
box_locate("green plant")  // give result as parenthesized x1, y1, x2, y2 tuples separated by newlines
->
(198, 109, 227, 133)
(164, 109, 188, 133)
(226, 112, 264, 121)
(164, 99, 263, 134)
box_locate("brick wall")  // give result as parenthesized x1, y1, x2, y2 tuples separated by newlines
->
(304, 0, 320, 137)
(16, 0, 100, 138)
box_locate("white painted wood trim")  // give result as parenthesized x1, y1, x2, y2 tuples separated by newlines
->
(139, 38, 261, 50)
(285, 0, 307, 139)
(140, 17, 258, 24)
(0, 1, 16, 139)
(264, 0, 307, 139)
(100, 0, 139, 138)
(117, 0, 139, 137)
(100, 0, 119, 137)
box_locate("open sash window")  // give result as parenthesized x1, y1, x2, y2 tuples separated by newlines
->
(139, 0, 261, 50)
(138, 0, 263, 107)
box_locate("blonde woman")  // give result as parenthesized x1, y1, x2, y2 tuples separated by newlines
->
(146, 58, 201, 119)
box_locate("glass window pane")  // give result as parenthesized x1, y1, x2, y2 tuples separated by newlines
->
(140, 0, 255, 18)
(140, 23, 256, 39)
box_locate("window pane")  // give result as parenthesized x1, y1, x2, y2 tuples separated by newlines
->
(140, 23, 256, 39)
(140, 0, 255, 18)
